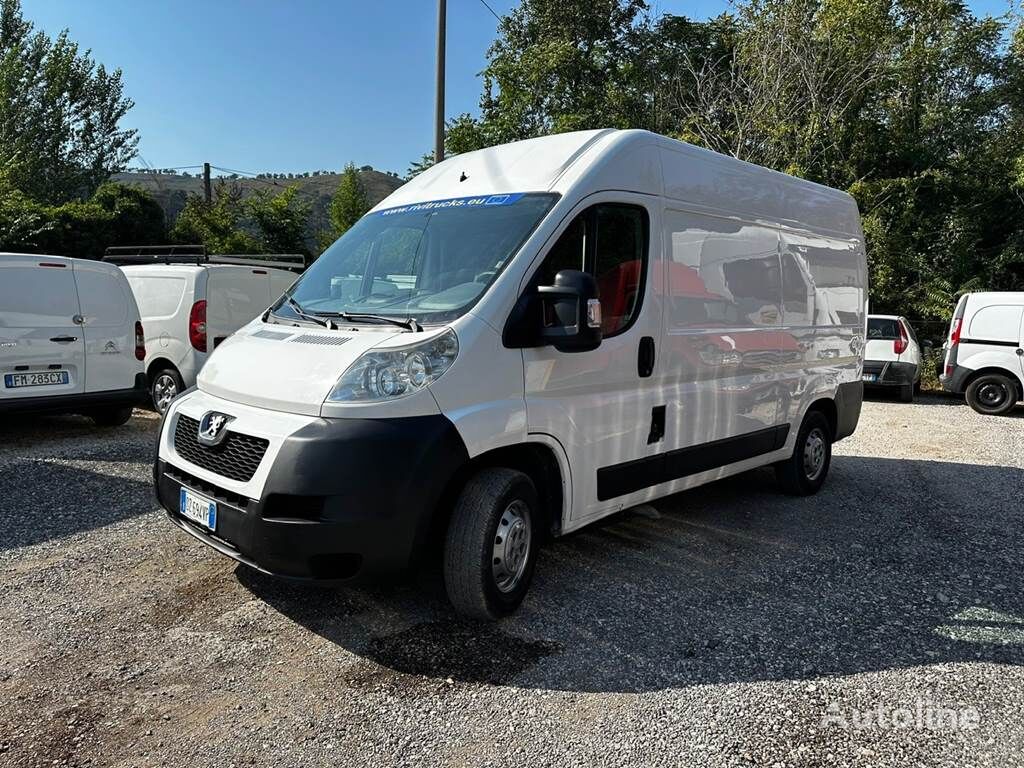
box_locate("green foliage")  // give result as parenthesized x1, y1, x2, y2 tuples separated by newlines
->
(171, 181, 258, 254)
(0, 0, 138, 204)
(327, 163, 369, 239)
(0, 177, 165, 257)
(248, 185, 311, 256)
(426, 0, 1024, 324)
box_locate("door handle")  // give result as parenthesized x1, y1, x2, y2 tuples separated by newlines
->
(50, 336, 78, 343)
(638, 336, 656, 378)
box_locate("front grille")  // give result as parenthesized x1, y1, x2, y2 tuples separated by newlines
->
(173, 414, 269, 483)
(164, 464, 250, 509)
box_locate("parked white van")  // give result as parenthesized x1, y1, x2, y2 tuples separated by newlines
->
(153, 129, 868, 618)
(863, 314, 923, 402)
(110, 252, 299, 412)
(941, 291, 1024, 415)
(0, 253, 146, 425)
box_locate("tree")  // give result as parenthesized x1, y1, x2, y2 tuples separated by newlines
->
(327, 163, 369, 239)
(248, 185, 310, 256)
(0, 0, 138, 203)
(171, 181, 257, 254)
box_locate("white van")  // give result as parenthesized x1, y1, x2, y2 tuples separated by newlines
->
(113, 255, 299, 412)
(0, 253, 146, 425)
(941, 291, 1024, 415)
(153, 130, 868, 618)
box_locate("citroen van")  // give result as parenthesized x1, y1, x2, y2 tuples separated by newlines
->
(940, 292, 1024, 415)
(112, 254, 299, 412)
(0, 253, 146, 425)
(154, 129, 868, 619)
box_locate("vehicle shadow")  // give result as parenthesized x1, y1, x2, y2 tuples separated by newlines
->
(0, 414, 156, 550)
(239, 455, 1024, 693)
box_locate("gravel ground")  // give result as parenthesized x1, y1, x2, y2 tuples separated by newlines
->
(1, 395, 1023, 768)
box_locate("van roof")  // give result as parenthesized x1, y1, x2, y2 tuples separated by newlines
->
(377, 129, 862, 237)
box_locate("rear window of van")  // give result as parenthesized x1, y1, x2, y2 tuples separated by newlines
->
(867, 318, 900, 339)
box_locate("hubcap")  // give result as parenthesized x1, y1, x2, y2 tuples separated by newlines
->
(803, 427, 827, 481)
(492, 500, 532, 594)
(977, 382, 1007, 409)
(153, 375, 178, 413)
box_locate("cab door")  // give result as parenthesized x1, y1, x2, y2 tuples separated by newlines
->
(522, 195, 665, 524)
(0, 256, 86, 401)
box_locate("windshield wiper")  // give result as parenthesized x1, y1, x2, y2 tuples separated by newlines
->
(312, 311, 422, 332)
(266, 296, 336, 330)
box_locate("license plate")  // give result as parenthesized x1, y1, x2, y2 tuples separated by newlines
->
(862, 373, 877, 383)
(4, 371, 70, 388)
(179, 487, 217, 531)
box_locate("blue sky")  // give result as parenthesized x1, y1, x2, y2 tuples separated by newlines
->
(22, 0, 1020, 177)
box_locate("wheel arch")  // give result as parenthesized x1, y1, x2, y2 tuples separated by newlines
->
(146, 357, 181, 382)
(434, 439, 568, 542)
(963, 366, 1024, 400)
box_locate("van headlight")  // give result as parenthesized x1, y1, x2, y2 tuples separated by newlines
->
(328, 328, 458, 402)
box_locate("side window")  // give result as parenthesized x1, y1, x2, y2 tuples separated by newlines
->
(535, 204, 648, 337)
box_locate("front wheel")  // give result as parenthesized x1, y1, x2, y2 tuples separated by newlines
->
(965, 373, 1018, 416)
(443, 468, 539, 620)
(774, 410, 832, 496)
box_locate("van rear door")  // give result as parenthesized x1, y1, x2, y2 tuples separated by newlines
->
(0, 256, 86, 401)
(74, 261, 139, 394)
(206, 267, 270, 349)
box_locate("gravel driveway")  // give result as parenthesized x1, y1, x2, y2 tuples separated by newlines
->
(1, 396, 1023, 767)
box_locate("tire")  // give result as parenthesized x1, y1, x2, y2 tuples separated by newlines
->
(965, 372, 1018, 416)
(443, 468, 539, 620)
(774, 410, 833, 496)
(150, 367, 184, 413)
(900, 383, 915, 403)
(91, 406, 133, 427)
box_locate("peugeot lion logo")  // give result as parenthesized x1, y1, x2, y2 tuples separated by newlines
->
(197, 411, 232, 446)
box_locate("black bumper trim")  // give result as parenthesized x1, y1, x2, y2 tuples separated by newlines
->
(862, 360, 917, 386)
(834, 380, 863, 441)
(0, 372, 147, 414)
(156, 413, 470, 582)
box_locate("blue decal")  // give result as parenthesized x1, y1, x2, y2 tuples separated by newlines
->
(207, 502, 217, 531)
(374, 193, 526, 217)
(179, 488, 186, 514)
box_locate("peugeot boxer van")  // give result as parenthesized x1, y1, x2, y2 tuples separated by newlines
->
(112, 254, 299, 412)
(154, 130, 868, 619)
(940, 292, 1024, 415)
(0, 253, 146, 425)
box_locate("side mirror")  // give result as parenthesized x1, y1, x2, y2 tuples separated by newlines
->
(537, 269, 603, 352)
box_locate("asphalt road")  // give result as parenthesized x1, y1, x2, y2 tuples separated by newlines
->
(1, 394, 1023, 767)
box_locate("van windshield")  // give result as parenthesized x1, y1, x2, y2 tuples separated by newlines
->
(274, 193, 557, 325)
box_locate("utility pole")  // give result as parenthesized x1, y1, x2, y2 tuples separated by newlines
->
(434, 0, 446, 164)
(203, 162, 212, 204)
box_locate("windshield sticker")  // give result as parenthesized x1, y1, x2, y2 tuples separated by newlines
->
(375, 193, 526, 217)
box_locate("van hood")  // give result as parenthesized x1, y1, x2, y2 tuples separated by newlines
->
(197, 322, 402, 415)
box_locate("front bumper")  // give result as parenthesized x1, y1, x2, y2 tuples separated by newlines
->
(156, 412, 469, 582)
(862, 360, 917, 387)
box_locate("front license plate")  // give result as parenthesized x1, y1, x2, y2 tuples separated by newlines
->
(862, 374, 877, 383)
(179, 487, 217, 531)
(4, 371, 70, 388)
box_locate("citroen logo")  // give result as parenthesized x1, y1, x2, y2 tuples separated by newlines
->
(197, 411, 233, 446)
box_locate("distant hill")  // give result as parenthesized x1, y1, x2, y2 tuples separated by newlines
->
(112, 167, 406, 248)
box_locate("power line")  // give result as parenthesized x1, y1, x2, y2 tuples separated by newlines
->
(476, 0, 501, 22)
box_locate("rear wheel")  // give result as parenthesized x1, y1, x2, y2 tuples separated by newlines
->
(965, 373, 1018, 416)
(775, 410, 832, 496)
(150, 367, 184, 413)
(443, 468, 539, 620)
(91, 406, 133, 427)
